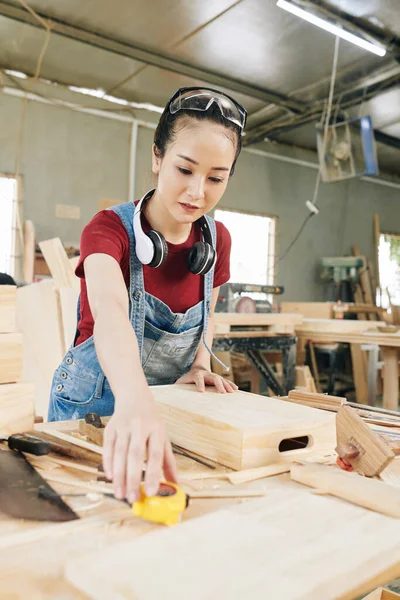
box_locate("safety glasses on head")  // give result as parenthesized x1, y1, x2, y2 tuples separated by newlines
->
(169, 87, 247, 131)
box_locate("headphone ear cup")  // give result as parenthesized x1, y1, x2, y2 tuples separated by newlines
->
(146, 230, 168, 268)
(188, 242, 216, 275)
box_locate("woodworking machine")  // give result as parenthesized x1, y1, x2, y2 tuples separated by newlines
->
(320, 256, 365, 302)
(216, 282, 284, 313)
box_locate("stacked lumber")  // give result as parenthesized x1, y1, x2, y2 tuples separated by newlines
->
(285, 389, 346, 412)
(17, 238, 80, 419)
(0, 286, 34, 434)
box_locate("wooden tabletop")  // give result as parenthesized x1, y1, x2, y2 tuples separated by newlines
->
(2, 419, 400, 599)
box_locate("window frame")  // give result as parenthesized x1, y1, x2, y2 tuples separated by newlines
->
(0, 173, 22, 278)
(214, 206, 278, 287)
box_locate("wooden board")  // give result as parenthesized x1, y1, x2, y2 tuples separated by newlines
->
(291, 462, 400, 518)
(0, 286, 16, 334)
(0, 382, 35, 434)
(57, 288, 79, 353)
(296, 318, 380, 335)
(0, 333, 23, 384)
(152, 384, 336, 470)
(364, 590, 400, 600)
(214, 312, 302, 336)
(65, 484, 400, 600)
(16, 280, 64, 419)
(336, 406, 395, 477)
(281, 302, 334, 319)
(22, 219, 35, 284)
(38, 238, 79, 291)
(350, 343, 368, 404)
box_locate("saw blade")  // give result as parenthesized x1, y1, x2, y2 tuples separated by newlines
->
(0, 449, 78, 521)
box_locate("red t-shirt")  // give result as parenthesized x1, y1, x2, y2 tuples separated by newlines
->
(74, 206, 231, 346)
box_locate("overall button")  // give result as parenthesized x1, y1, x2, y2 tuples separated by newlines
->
(65, 356, 73, 365)
(56, 384, 63, 392)
(60, 372, 68, 380)
(133, 290, 142, 301)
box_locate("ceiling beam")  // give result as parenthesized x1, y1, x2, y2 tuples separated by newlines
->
(0, 0, 306, 114)
(244, 71, 400, 145)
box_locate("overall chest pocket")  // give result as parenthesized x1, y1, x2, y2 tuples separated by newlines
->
(142, 321, 202, 384)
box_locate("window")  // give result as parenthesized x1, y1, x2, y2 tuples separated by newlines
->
(378, 232, 400, 308)
(214, 209, 276, 285)
(0, 176, 18, 276)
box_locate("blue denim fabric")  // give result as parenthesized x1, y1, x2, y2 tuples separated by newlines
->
(48, 200, 215, 421)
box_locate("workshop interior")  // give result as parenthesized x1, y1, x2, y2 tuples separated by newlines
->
(1, 0, 400, 598)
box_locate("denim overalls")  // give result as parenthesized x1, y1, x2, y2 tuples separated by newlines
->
(48, 201, 216, 421)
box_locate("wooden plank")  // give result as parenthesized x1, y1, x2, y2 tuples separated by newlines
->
(57, 288, 79, 353)
(65, 484, 400, 600)
(16, 280, 64, 419)
(22, 219, 35, 284)
(291, 462, 400, 518)
(0, 382, 35, 435)
(336, 406, 395, 476)
(228, 462, 290, 484)
(214, 312, 303, 326)
(308, 341, 322, 393)
(0, 286, 16, 334)
(35, 428, 103, 455)
(382, 348, 399, 411)
(288, 389, 346, 408)
(351, 344, 369, 404)
(296, 318, 380, 335)
(153, 384, 336, 470)
(281, 302, 333, 319)
(38, 238, 79, 291)
(0, 333, 23, 384)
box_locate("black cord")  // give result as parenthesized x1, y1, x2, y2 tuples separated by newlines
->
(266, 212, 315, 277)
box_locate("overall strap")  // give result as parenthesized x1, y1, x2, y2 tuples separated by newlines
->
(107, 202, 146, 360)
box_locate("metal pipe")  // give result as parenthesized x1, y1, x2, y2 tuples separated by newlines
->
(128, 121, 139, 203)
(3, 85, 400, 191)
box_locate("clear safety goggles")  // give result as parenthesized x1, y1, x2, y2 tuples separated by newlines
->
(169, 87, 247, 131)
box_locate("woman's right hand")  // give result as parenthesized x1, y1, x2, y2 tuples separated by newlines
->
(102, 392, 178, 504)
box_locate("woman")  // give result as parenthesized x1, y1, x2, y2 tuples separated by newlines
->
(48, 87, 247, 503)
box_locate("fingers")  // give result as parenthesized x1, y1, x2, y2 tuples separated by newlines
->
(102, 424, 117, 480)
(223, 378, 238, 393)
(112, 432, 130, 500)
(194, 371, 206, 392)
(126, 428, 146, 503)
(163, 440, 179, 484)
(145, 427, 165, 496)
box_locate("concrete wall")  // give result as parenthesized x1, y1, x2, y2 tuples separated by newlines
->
(1, 93, 399, 300)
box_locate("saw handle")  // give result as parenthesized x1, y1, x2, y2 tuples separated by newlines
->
(8, 433, 51, 456)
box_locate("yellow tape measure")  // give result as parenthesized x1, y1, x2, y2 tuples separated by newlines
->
(132, 482, 189, 526)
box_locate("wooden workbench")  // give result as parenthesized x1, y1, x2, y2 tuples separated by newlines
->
(2, 416, 400, 599)
(296, 319, 400, 411)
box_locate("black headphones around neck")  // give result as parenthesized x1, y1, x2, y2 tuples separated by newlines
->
(133, 190, 216, 275)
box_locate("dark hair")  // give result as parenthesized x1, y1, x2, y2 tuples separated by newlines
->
(153, 103, 242, 176)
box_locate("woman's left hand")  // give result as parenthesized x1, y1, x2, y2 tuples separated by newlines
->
(175, 367, 238, 394)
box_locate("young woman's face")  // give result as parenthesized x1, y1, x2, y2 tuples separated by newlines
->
(152, 120, 237, 224)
